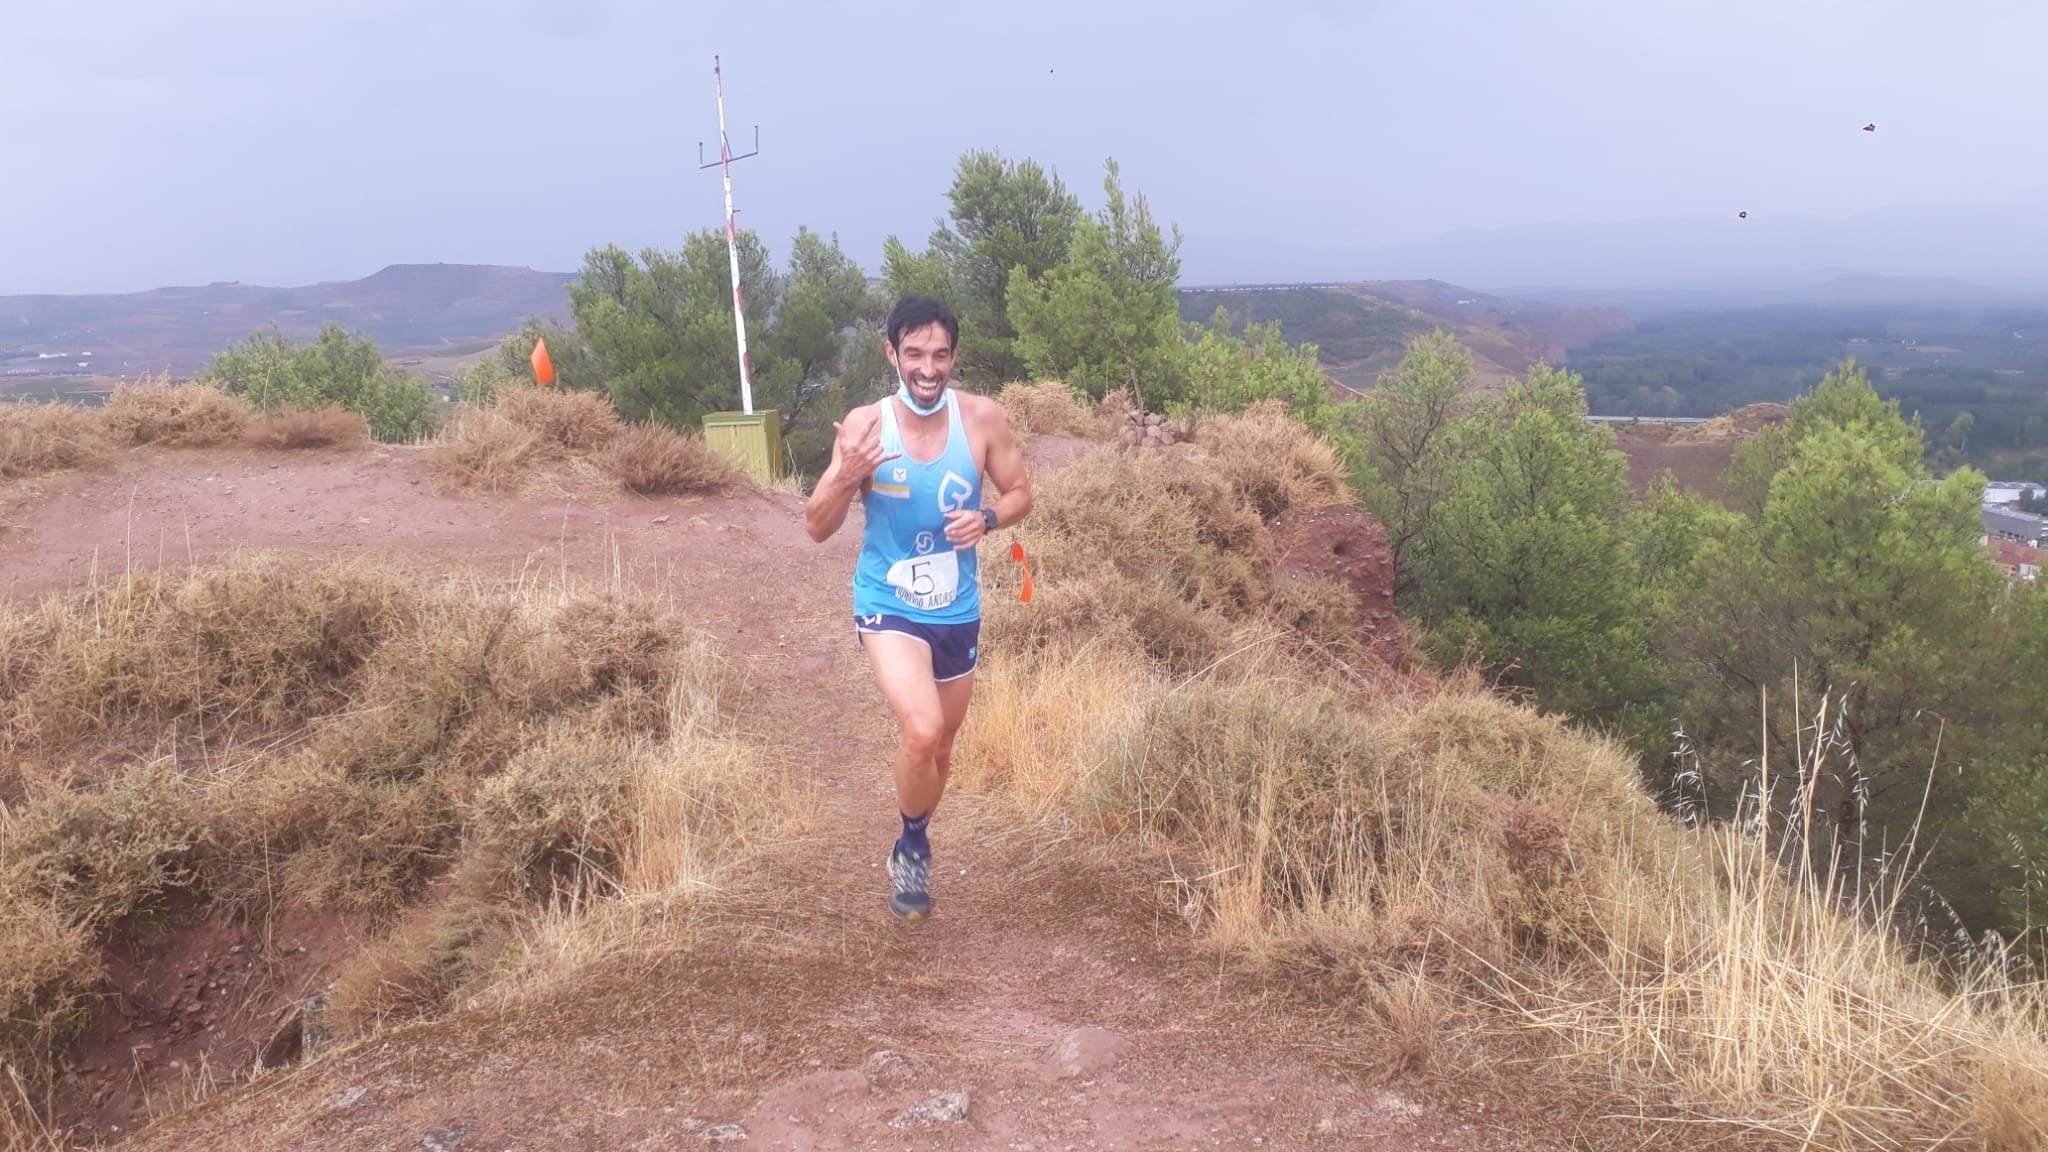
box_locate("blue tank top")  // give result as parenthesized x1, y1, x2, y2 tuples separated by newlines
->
(853, 392, 982, 623)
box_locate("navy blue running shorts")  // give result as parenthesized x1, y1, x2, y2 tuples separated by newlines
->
(854, 613, 981, 682)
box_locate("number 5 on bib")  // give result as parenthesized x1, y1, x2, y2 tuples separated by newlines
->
(886, 550, 961, 611)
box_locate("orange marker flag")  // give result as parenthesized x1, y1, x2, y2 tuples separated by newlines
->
(530, 337, 557, 386)
(1010, 541, 1033, 604)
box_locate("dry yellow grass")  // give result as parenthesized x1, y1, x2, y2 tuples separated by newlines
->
(958, 405, 2048, 1150)
(981, 409, 1355, 674)
(600, 422, 744, 495)
(2, 384, 361, 486)
(0, 556, 799, 1102)
(966, 634, 2048, 1146)
(433, 407, 541, 493)
(1193, 399, 1350, 519)
(244, 405, 369, 450)
(493, 386, 625, 451)
(98, 380, 254, 448)
(431, 389, 742, 498)
(0, 403, 105, 480)
(997, 380, 1106, 438)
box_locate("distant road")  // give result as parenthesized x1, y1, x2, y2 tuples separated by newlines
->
(1584, 415, 1709, 424)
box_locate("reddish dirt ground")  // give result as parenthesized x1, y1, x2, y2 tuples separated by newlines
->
(1608, 404, 1788, 506)
(1, 439, 1577, 1152)
(1267, 504, 1409, 670)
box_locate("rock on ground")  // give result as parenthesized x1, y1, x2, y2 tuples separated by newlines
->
(888, 1091, 970, 1129)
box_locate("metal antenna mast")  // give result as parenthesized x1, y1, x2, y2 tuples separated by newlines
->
(698, 56, 761, 414)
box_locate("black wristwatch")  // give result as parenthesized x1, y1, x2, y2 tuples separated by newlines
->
(981, 507, 999, 533)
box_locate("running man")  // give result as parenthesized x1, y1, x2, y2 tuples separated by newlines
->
(804, 295, 1033, 921)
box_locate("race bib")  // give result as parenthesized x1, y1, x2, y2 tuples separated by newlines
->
(887, 549, 960, 612)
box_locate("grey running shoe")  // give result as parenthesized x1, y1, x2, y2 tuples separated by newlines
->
(888, 844, 932, 921)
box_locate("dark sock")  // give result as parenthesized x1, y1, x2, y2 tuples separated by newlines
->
(898, 811, 931, 859)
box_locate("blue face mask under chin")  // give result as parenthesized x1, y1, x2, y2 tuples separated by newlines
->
(895, 372, 949, 417)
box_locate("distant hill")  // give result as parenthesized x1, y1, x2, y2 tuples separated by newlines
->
(0, 264, 576, 385)
(1180, 280, 1630, 390)
(1183, 197, 2048, 301)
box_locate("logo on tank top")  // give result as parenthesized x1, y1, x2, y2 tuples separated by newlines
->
(938, 471, 973, 514)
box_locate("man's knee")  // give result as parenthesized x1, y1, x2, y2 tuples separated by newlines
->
(899, 713, 945, 758)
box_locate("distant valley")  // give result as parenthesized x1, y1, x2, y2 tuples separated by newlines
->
(0, 264, 575, 395)
(1178, 280, 1631, 390)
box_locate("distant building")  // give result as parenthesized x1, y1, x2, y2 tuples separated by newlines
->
(1983, 506, 2048, 547)
(1990, 538, 2041, 582)
(1984, 481, 2047, 506)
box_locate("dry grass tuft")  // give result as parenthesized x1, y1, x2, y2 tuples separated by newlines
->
(433, 407, 541, 493)
(494, 386, 624, 451)
(998, 380, 1106, 438)
(245, 405, 369, 450)
(98, 380, 254, 448)
(600, 423, 745, 495)
(0, 557, 797, 1090)
(1193, 400, 1350, 520)
(983, 414, 1357, 673)
(0, 557, 408, 745)
(431, 389, 743, 498)
(324, 895, 518, 1034)
(0, 403, 106, 480)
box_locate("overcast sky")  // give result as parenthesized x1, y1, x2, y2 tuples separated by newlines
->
(3, 0, 2044, 295)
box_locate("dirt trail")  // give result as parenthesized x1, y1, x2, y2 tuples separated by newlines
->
(1, 445, 1555, 1152)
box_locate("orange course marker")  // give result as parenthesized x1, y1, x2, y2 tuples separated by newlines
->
(530, 337, 556, 386)
(1010, 541, 1033, 603)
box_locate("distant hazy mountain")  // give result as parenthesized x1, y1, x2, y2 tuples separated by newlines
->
(1185, 198, 2048, 309)
(0, 264, 576, 375)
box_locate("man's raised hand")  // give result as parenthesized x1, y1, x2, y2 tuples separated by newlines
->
(833, 407, 899, 491)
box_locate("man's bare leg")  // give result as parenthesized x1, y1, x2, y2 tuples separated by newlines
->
(863, 632, 947, 819)
(863, 631, 970, 919)
(931, 671, 975, 796)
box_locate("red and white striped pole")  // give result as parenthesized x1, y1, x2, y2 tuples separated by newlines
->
(713, 56, 754, 415)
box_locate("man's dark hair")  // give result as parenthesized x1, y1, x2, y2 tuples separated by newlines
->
(885, 295, 960, 351)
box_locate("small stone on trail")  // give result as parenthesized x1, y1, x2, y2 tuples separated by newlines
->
(1045, 1027, 1131, 1079)
(889, 1091, 970, 1128)
(421, 1126, 476, 1151)
(863, 1049, 913, 1087)
(652, 514, 671, 525)
(701, 1123, 748, 1143)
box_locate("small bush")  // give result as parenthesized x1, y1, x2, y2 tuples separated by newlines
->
(601, 423, 745, 495)
(0, 895, 98, 1064)
(998, 380, 1102, 438)
(245, 405, 369, 450)
(1194, 400, 1349, 521)
(203, 324, 439, 443)
(98, 381, 254, 448)
(0, 403, 105, 479)
(433, 408, 541, 494)
(494, 387, 624, 451)
(981, 408, 1364, 670)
